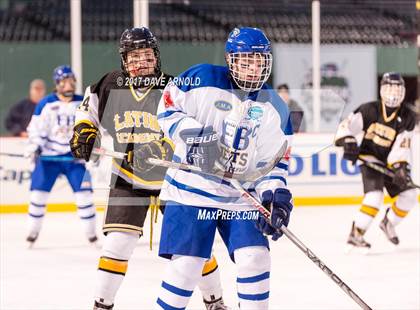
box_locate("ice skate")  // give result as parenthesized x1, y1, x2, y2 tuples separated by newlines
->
(26, 233, 39, 248)
(88, 235, 101, 249)
(380, 208, 399, 245)
(204, 297, 229, 310)
(93, 299, 113, 310)
(88, 235, 98, 243)
(345, 222, 371, 254)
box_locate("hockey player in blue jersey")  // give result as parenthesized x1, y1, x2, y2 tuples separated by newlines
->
(25, 65, 97, 246)
(154, 27, 294, 309)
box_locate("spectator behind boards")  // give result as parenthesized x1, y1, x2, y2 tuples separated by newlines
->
(5, 79, 46, 137)
(277, 83, 306, 133)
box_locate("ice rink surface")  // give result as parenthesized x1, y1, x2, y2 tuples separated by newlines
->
(1, 205, 419, 310)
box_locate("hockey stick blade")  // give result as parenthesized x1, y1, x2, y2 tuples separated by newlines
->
(228, 178, 373, 310)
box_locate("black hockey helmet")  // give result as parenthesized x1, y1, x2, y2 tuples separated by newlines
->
(380, 72, 405, 108)
(380, 72, 405, 87)
(119, 27, 161, 77)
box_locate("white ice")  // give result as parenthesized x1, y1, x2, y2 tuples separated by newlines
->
(1, 206, 419, 310)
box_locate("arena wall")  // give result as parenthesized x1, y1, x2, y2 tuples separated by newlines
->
(1, 132, 418, 212)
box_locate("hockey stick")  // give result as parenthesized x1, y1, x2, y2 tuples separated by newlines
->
(92, 148, 126, 160)
(227, 178, 372, 310)
(93, 142, 288, 183)
(0, 152, 75, 162)
(358, 157, 420, 189)
(94, 146, 372, 309)
(153, 157, 372, 308)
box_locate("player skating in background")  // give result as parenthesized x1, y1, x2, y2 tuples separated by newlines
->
(154, 27, 293, 309)
(335, 72, 417, 250)
(70, 27, 227, 310)
(25, 65, 97, 247)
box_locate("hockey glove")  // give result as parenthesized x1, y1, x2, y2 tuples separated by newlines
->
(337, 136, 359, 164)
(129, 140, 168, 172)
(70, 121, 100, 162)
(179, 126, 220, 173)
(256, 188, 293, 241)
(390, 162, 411, 188)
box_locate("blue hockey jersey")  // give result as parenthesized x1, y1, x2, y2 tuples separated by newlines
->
(157, 64, 293, 211)
(27, 93, 83, 156)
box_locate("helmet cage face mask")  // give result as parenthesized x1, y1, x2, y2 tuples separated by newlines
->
(119, 36, 161, 79)
(227, 52, 272, 92)
(123, 48, 158, 78)
(56, 76, 76, 98)
(380, 84, 405, 108)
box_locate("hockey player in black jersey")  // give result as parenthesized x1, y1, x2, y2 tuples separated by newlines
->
(70, 27, 227, 310)
(335, 72, 417, 250)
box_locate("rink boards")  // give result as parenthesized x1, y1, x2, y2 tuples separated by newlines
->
(0, 133, 419, 212)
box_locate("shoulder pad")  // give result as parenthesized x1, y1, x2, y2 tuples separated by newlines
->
(90, 70, 125, 94)
(174, 64, 231, 92)
(33, 93, 59, 115)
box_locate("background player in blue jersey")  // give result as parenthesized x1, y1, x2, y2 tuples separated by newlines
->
(25, 65, 97, 247)
(154, 27, 294, 309)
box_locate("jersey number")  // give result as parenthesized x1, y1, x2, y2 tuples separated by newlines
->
(78, 96, 90, 112)
(400, 138, 411, 148)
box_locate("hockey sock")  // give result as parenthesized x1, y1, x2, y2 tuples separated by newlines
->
(234, 246, 270, 310)
(95, 231, 138, 305)
(75, 191, 96, 238)
(388, 189, 416, 226)
(355, 190, 383, 231)
(27, 190, 49, 236)
(156, 255, 206, 309)
(198, 255, 223, 302)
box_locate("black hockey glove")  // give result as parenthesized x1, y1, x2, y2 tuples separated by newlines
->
(70, 121, 100, 162)
(180, 126, 220, 173)
(336, 136, 359, 164)
(390, 162, 411, 188)
(129, 140, 168, 172)
(256, 188, 293, 241)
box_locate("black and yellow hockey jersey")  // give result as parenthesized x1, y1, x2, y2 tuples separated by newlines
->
(75, 70, 174, 191)
(335, 100, 416, 165)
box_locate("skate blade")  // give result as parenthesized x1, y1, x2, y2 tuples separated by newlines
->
(27, 241, 35, 249)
